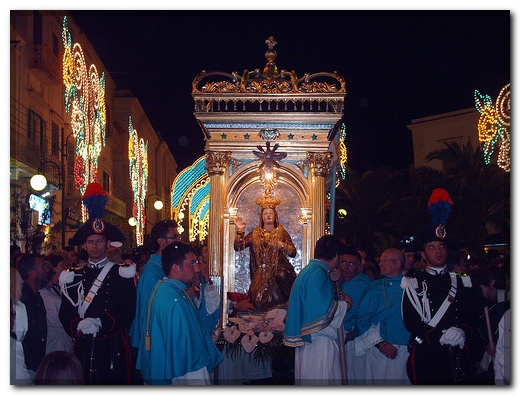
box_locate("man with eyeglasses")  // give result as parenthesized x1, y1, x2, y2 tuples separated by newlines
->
(354, 248, 411, 385)
(129, 220, 180, 377)
(136, 242, 223, 384)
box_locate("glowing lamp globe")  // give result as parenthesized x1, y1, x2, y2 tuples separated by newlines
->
(128, 217, 137, 226)
(30, 174, 48, 191)
(337, 208, 347, 219)
(153, 200, 164, 210)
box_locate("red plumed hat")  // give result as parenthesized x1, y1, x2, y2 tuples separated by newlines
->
(68, 183, 125, 247)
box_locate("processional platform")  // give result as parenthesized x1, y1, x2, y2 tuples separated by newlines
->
(173, 37, 346, 357)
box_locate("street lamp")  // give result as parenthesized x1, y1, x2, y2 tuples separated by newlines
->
(153, 199, 164, 210)
(30, 160, 66, 249)
(29, 174, 48, 191)
(149, 194, 164, 211)
(140, 194, 166, 239)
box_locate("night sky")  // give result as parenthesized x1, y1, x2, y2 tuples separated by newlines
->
(68, 10, 510, 173)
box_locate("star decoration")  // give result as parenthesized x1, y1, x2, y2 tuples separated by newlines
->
(288, 133, 294, 140)
(311, 134, 318, 140)
(221, 133, 227, 139)
(252, 141, 287, 173)
(244, 133, 250, 140)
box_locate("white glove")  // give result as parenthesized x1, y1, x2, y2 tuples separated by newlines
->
(439, 326, 465, 349)
(77, 317, 102, 337)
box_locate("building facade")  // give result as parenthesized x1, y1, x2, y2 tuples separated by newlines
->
(407, 108, 480, 170)
(10, 11, 177, 253)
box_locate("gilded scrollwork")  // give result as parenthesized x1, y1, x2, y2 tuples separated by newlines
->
(205, 151, 231, 175)
(191, 37, 345, 98)
(307, 152, 332, 177)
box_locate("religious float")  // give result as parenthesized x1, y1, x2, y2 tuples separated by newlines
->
(171, 36, 346, 383)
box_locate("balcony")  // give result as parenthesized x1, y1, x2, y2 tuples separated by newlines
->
(29, 44, 61, 85)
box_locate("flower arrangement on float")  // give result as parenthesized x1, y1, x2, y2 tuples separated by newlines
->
(212, 307, 287, 363)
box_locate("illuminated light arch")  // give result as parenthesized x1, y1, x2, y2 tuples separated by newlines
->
(195, 199, 210, 241)
(171, 156, 210, 243)
(62, 16, 107, 220)
(336, 122, 347, 183)
(474, 83, 510, 172)
(189, 185, 210, 242)
(128, 116, 149, 246)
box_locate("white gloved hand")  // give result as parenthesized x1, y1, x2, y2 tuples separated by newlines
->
(439, 326, 465, 349)
(77, 317, 102, 337)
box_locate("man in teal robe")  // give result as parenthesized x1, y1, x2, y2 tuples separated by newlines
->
(355, 248, 411, 384)
(283, 235, 352, 385)
(136, 241, 223, 385)
(129, 220, 180, 349)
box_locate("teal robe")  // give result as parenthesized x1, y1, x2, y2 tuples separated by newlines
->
(136, 278, 223, 384)
(342, 272, 372, 335)
(357, 274, 410, 346)
(283, 259, 338, 347)
(129, 254, 164, 348)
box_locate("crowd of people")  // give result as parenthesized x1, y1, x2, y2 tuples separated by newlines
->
(10, 185, 510, 386)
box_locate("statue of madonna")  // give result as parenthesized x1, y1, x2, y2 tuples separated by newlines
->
(234, 195, 297, 312)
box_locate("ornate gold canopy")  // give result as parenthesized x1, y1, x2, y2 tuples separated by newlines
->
(190, 36, 346, 324)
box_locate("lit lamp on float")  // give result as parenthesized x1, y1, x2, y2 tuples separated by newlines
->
(253, 140, 287, 196)
(299, 208, 312, 225)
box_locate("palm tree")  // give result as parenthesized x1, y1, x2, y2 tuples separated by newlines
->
(413, 139, 510, 257)
(334, 166, 415, 256)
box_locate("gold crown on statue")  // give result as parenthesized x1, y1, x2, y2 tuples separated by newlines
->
(256, 195, 281, 209)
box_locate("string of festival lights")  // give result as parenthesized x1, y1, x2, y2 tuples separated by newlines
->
(62, 16, 107, 220)
(128, 116, 149, 246)
(474, 83, 510, 172)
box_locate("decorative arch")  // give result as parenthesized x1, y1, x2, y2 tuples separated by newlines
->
(171, 156, 210, 243)
(223, 159, 312, 294)
(227, 161, 310, 209)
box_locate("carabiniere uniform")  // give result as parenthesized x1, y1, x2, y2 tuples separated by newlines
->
(59, 257, 136, 384)
(402, 265, 475, 384)
(401, 188, 476, 385)
(58, 182, 136, 385)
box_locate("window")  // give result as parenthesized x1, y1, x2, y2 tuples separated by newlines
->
(32, 11, 42, 44)
(51, 122, 59, 155)
(28, 110, 45, 145)
(103, 172, 111, 195)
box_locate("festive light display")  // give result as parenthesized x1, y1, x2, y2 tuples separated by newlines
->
(62, 16, 107, 219)
(337, 122, 347, 180)
(128, 117, 149, 246)
(474, 83, 510, 172)
(171, 157, 210, 242)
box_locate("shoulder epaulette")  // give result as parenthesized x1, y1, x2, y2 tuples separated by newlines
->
(449, 271, 472, 287)
(118, 262, 137, 278)
(459, 273, 472, 288)
(400, 275, 418, 290)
